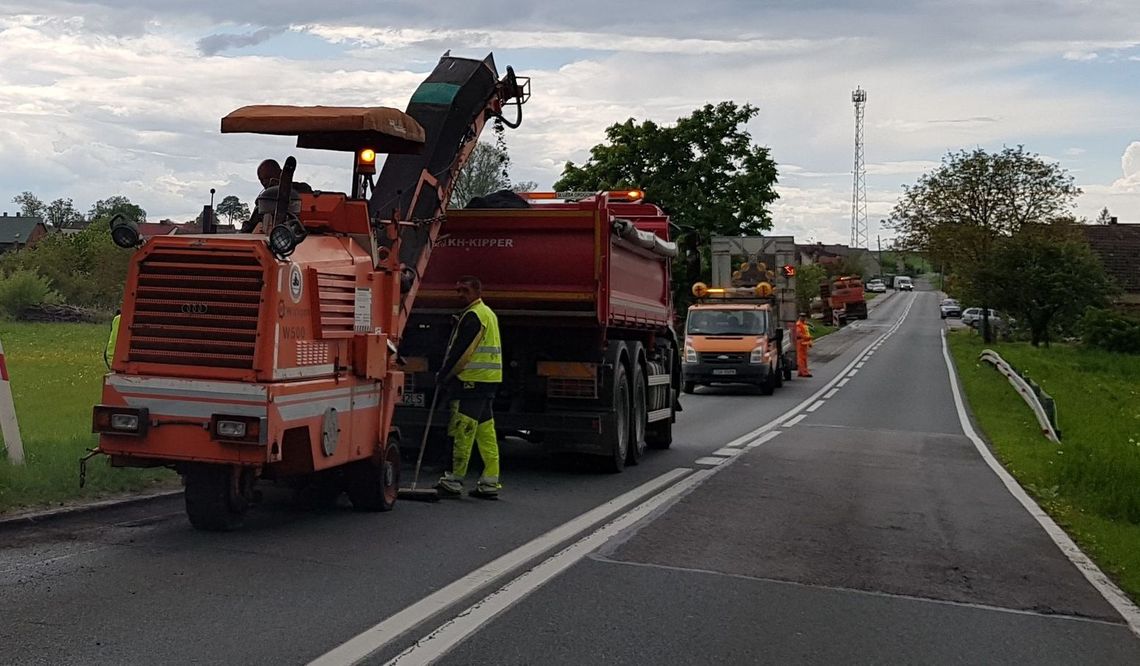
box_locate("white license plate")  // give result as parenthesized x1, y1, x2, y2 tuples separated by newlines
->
(712, 369, 737, 376)
(401, 392, 426, 407)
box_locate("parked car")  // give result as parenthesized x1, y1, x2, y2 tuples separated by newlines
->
(895, 276, 914, 291)
(939, 298, 961, 319)
(961, 308, 1014, 330)
(866, 279, 887, 293)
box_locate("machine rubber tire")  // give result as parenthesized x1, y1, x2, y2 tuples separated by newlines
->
(782, 362, 793, 382)
(601, 364, 631, 473)
(185, 465, 247, 532)
(627, 364, 647, 466)
(773, 361, 784, 389)
(682, 381, 696, 395)
(347, 438, 400, 512)
(761, 369, 779, 394)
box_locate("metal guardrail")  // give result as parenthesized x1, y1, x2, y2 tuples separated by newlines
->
(978, 349, 1061, 443)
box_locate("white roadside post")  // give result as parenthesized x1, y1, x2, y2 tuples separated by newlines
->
(0, 338, 25, 465)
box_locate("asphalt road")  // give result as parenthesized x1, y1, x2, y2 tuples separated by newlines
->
(4, 288, 1137, 665)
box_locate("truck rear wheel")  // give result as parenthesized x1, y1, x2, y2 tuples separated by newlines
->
(185, 465, 248, 532)
(348, 437, 401, 512)
(601, 363, 631, 473)
(682, 381, 696, 394)
(626, 364, 647, 466)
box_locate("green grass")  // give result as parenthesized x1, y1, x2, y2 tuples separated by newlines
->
(810, 322, 837, 339)
(0, 322, 176, 514)
(949, 330, 1140, 601)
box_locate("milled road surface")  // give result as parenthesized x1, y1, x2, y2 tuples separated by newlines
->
(4, 289, 1137, 664)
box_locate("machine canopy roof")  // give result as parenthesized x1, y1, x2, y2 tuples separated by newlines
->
(220, 105, 426, 154)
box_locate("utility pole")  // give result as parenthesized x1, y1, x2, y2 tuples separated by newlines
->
(876, 234, 883, 279)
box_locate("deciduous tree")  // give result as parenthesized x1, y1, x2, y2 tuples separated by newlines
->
(215, 195, 250, 226)
(89, 196, 146, 223)
(554, 102, 780, 304)
(980, 224, 1114, 347)
(11, 191, 45, 218)
(887, 146, 1080, 341)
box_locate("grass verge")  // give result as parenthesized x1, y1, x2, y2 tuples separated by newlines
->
(948, 329, 1140, 602)
(0, 322, 176, 515)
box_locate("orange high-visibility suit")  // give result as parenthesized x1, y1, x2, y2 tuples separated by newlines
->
(795, 319, 813, 378)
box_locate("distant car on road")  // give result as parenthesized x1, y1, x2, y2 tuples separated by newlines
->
(866, 279, 887, 293)
(940, 298, 961, 319)
(962, 307, 1014, 330)
(895, 276, 914, 291)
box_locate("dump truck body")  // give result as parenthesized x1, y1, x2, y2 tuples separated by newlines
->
(394, 193, 680, 471)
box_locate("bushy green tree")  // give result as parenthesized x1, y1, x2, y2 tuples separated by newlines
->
(0, 269, 61, 318)
(89, 196, 146, 223)
(795, 263, 827, 314)
(887, 146, 1080, 341)
(980, 224, 1114, 347)
(555, 102, 780, 307)
(0, 218, 131, 309)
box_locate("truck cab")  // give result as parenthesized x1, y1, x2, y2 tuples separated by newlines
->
(682, 291, 785, 395)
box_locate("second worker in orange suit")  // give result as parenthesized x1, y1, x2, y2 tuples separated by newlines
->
(795, 312, 814, 378)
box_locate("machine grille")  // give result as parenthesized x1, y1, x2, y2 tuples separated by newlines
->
(127, 247, 264, 369)
(700, 352, 749, 364)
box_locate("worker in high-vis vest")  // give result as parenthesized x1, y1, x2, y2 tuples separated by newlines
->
(435, 276, 503, 499)
(795, 312, 814, 378)
(104, 310, 121, 369)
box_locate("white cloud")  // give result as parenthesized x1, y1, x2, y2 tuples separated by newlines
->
(1062, 50, 1099, 61)
(2, 2, 1140, 237)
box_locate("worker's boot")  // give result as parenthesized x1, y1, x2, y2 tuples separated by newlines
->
(470, 476, 500, 500)
(436, 472, 464, 497)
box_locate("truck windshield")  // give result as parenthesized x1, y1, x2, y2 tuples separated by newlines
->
(687, 309, 768, 336)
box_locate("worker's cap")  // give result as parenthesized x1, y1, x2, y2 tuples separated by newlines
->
(798, 312, 808, 317)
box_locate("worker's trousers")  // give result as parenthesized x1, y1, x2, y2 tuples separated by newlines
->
(796, 343, 812, 377)
(439, 382, 500, 493)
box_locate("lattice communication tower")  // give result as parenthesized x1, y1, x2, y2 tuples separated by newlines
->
(850, 86, 868, 249)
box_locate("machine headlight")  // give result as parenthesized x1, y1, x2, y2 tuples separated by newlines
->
(750, 346, 765, 364)
(684, 344, 697, 363)
(269, 224, 297, 257)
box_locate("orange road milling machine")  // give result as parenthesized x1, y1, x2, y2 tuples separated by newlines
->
(91, 55, 530, 530)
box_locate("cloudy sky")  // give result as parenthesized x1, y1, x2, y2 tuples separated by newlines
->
(1, 1, 1138, 244)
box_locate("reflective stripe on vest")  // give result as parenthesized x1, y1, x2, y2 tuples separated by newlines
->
(458, 300, 502, 383)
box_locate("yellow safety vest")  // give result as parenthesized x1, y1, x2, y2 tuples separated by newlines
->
(105, 314, 121, 366)
(456, 300, 502, 383)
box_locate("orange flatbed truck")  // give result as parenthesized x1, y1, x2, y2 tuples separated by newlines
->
(91, 55, 529, 530)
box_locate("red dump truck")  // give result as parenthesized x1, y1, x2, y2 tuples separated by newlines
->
(394, 191, 681, 472)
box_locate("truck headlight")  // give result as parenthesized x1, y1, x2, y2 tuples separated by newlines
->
(750, 346, 765, 364)
(92, 406, 149, 436)
(685, 344, 697, 363)
(210, 415, 265, 444)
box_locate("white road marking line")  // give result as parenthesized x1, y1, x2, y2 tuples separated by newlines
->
(724, 431, 760, 448)
(712, 447, 743, 457)
(939, 328, 1140, 638)
(694, 456, 725, 466)
(824, 388, 840, 399)
(837, 378, 851, 388)
(855, 362, 865, 369)
(746, 431, 783, 449)
(784, 414, 807, 428)
(318, 294, 921, 666)
(806, 400, 825, 412)
(308, 467, 693, 666)
(385, 470, 714, 666)
(847, 370, 859, 377)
